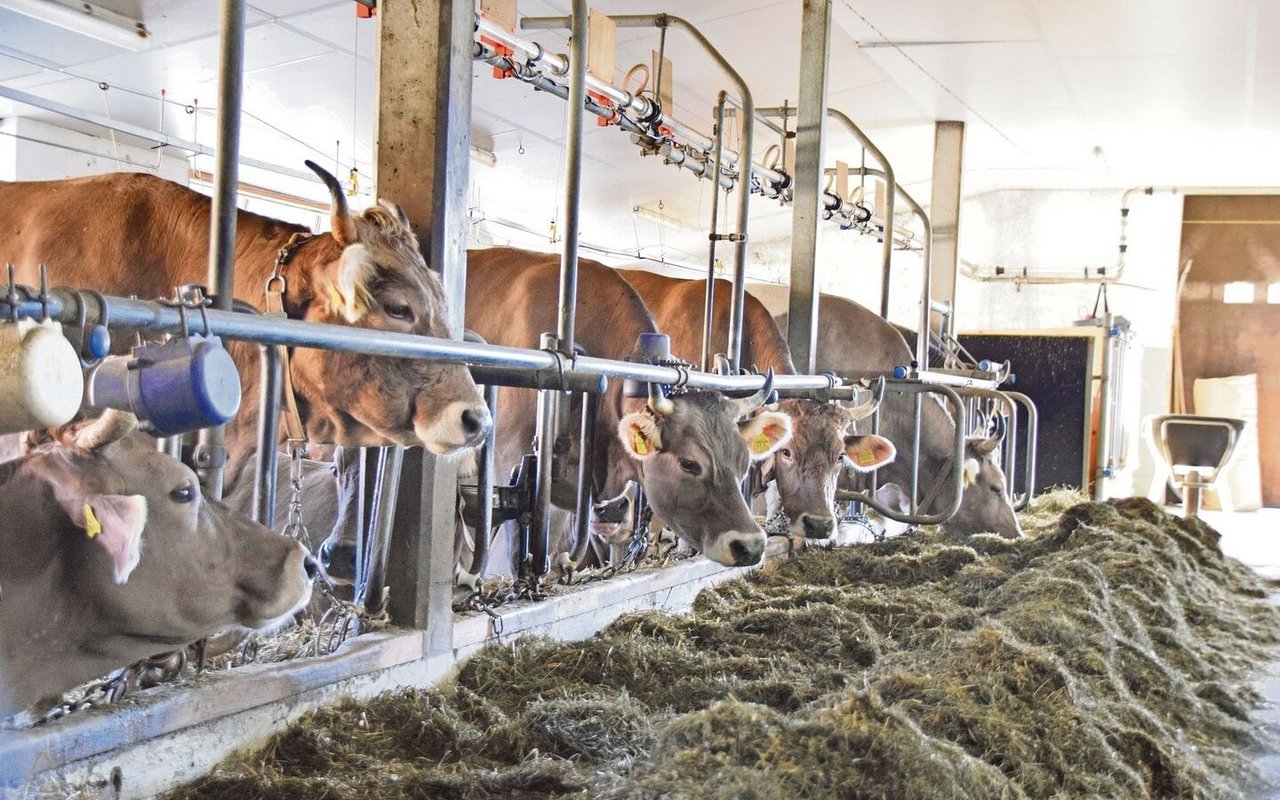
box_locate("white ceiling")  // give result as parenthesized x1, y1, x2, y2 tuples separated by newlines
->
(0, 0, 1277, 276)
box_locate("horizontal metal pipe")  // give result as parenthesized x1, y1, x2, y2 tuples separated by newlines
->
(480, 17, 655, 120)
(505, 14, 787, 191)
(2, 287, 843, 395)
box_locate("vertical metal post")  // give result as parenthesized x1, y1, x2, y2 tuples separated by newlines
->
(929, 121, 965, 339)
(569, 393, 598, 566)
(530, 337, 560, 577)
(195, 0, 246, 498)
(909, 392, 922, 513)
(825, 111, 896, 323)
(251, 343, 282, 526)
(557, 0, 588, 353)
(702, 91, 729, 373)
(1093, 314, 1116, 500)
(786, 0, 833, 374)
(361, 446, 404, 621)
(468, 382, 499, 579)
(377, 0, 474, 644)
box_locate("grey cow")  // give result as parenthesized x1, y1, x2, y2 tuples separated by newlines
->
(776, 294, 1022, 538)
(0, 411, 317, 720)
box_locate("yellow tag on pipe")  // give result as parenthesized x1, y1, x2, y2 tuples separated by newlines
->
(632, 430, 649, 455)
(750, 434, 772, 455)
(84, 503, 102, 539)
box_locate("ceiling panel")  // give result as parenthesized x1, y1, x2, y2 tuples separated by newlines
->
(1027, 0, 1251, 59)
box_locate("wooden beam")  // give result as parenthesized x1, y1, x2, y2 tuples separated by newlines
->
(374, 0, 474, 653)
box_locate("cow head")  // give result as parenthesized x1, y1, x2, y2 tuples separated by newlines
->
(764, 396, 896, 540)
(944, 420, 1023, 539)
(615, 379, 792, 567)
(1, 411, 316, 718)
(284, 161, 490, 453)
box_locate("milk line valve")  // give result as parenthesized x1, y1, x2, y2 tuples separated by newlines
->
(84, 286, 241, 437)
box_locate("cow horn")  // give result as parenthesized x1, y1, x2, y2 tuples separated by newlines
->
(74, 409, 138, 451)
(647, 381, 675, 417)
(731, 368, 775, 418)
(305, 159, 358, 246)
(972, 415, 1005, 457)
(842, 376, 885, 422)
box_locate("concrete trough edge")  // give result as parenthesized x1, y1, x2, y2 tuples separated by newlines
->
(2, 548, 772, 798)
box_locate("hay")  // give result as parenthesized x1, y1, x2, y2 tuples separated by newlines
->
(170, 496, 1280, 800)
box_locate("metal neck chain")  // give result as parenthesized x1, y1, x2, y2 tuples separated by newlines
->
(282, 438, 309, 543)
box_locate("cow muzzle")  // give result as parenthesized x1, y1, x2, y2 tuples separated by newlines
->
(417, 400, 492, 455)
(796, 513, 836, 540)
(704, 529, 767, 567)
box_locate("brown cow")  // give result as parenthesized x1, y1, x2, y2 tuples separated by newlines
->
(0, 164, 489, 494)
(0, 411, 316, 721)
(618, 270, 896, 541)
(463, 248, 793, 569)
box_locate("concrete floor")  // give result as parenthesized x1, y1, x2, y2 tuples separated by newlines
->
(1193, 507, 1280, 799)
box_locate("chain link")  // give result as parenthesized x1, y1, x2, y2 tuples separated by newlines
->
(282, 438, 309, 544)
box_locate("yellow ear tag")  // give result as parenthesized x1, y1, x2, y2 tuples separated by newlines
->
(750, 433, 773, 455)
(632, 430, 650, 456)
(84, 503, 102, 539)
(850, 443, 878, 465)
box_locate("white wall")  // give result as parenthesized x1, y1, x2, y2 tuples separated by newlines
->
(954, 189, 1185, 498)
(0, 117, 189, 183)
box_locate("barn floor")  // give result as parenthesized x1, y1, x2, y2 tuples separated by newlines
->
(1198, 506, 1280, 799)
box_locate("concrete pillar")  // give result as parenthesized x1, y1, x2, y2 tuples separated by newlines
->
(375, 0, 474, 653)
(929, 121, 965, 337)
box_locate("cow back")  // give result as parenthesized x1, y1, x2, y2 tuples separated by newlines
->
(618, 270, 797, 375)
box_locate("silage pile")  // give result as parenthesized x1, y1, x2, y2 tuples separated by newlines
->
(172, 494, 1280, 799)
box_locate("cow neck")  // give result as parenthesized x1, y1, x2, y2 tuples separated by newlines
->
(0, 472, 108, 715)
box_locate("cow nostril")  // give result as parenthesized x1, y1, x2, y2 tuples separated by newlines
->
(461, 406, 489, 438)
(729, 539, 748, 564)
(803, 515, 836, 539)
(303, 555, 320, 580)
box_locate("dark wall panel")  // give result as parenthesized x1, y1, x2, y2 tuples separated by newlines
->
(959, 334, 1091, 494)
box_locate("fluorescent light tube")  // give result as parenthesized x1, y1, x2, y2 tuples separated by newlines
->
(0, 0, 150, 51)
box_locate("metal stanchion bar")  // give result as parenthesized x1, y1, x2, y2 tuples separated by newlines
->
(835, 380, 965, 525)
(701, 91, 729, 373)
(2, 288, 854, 395)
(469, 382, 499, 579)
(251, 343, 282, 527)
(195, 0, 247, 499)
(361, 446, 404, 621)
(1005, 391, 1039, 510)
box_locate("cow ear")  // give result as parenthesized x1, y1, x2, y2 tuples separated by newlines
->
(843, 434, 896, 473)
(78, 494, 147, 584)
(963, 457, 981, 487)
(739, 410, 792, 462)
(38, 471, 148, 584)
(618, 412, 662, 460)
(377, 198, 413, 231)
(321, 244, 374, 322)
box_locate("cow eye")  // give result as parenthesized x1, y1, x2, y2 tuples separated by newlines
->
(778, 448, 793, 461)
(170, 482, 197, 504)
(383, 301, 415, 322)
(677, 457, 702, 476)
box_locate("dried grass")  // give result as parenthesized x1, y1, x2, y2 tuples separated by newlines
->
(170, 495, 1280, 800)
